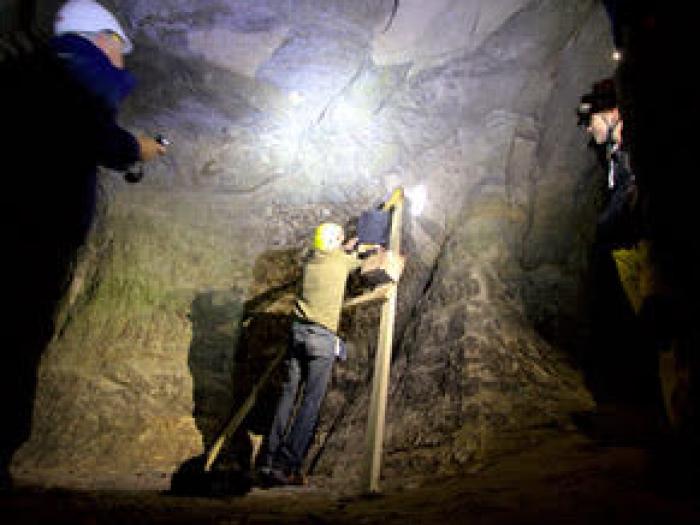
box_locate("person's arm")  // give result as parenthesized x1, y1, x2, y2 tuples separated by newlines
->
(94, 118, 141, 171)
(93, 113, 166, 170)
(342, 250, 405, 309)
(343, 283, 392, 309)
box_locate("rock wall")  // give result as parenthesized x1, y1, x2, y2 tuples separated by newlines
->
(12, 0, 613, 489)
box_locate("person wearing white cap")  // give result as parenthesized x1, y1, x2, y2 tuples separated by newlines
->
(1, 1, 167, 490)
(54, 0, 134, 63)
(51, 0, 165, 160)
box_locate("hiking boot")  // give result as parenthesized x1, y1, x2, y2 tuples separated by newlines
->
(257, 466, 290, 487)
(287, 471, 308, 486)
(257, 466, 307, 487)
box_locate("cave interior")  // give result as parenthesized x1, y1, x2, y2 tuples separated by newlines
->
(1, 0, 699, 523)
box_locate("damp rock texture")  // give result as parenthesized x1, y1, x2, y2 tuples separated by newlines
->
(13, 0, 613, 489)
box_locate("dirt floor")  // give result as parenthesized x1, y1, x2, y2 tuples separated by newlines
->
(2, 405, 699, 524)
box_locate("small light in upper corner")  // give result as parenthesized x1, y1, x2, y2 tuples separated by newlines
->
(612, 49, 623, 62)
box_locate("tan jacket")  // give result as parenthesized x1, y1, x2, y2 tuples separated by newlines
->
(294, 248, 361, 333)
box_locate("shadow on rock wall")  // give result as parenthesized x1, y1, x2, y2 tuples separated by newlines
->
(187, 289, 243, 453)
(171, 250, 301, 496)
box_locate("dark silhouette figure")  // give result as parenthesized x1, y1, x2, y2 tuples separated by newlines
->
(1, 1, 165, 490)
(171, 250, 300, 496)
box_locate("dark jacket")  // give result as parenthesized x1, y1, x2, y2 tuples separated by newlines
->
(596, 149, 642, 249)
(3, 34, 140, 250)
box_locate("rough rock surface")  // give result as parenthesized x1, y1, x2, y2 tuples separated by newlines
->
(12, 0, 614, 489)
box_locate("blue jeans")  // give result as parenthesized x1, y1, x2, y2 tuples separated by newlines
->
(262, 321, 336, 472)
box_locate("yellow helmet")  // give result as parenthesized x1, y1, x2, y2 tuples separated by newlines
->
(313, 222, 343, 252)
